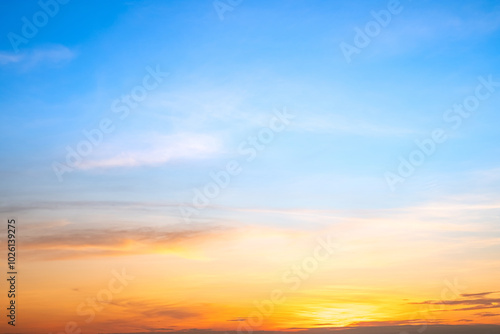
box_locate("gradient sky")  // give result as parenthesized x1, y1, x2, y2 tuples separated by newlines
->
(1, 0, 500, 333)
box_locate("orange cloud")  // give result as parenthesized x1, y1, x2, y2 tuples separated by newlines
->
(21, 224, 229, 261)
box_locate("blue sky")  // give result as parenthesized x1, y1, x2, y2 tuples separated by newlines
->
(1, 0, 500, 222)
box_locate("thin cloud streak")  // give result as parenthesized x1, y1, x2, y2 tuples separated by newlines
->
(0, 45, 75, 68)
(22, 224, 228, 260)
(79, 133, 222, 169)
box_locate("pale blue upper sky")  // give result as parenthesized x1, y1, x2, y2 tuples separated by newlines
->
(1, 0, 500, 229)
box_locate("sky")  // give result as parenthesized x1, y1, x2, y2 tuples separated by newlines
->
(0, 0, 500, 333)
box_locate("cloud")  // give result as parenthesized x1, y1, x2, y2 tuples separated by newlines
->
(346, 320, 444, 328)
(0, 200, 182, 213)
(461, 291, 500, 298)
(454, 305, 500, 312)
(22, 224, 228, 260)
(109, 299, 203, 324)
(361, 7, 500, 58)
(410, 292, 500, 312)
(145, 86, 252, 129)
(27, 45, 75, 65)
(0, 52, 23, 65)
(0, 45, 75, 68)
(149, 309, 198, 319)
(23, 219, 72, 231)
(79, 132, 222, 169)
(291, 114, 415, 137)
(137, 304, 199, 320)
(296, 325, 500, 334)
(475, 312, 500, 317)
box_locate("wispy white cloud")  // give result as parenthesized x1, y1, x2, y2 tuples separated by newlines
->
(0, 52, 23, 65)
(144, 84, 415, 138)
(79, 132, 222, 169)
(0, 44, 75, 68)
(22, 223, 228, 261)
(27, 45, 75, 65)
(292, 114, 416, 137)
(143, 85, 267, 131)
(369, 8, 500, 57)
